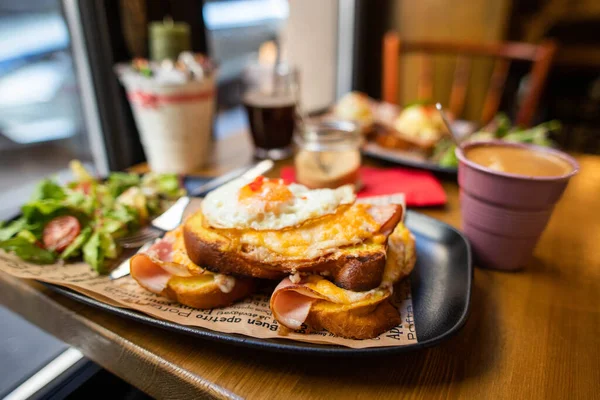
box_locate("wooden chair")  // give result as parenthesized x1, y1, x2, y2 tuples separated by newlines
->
(382, 32, 557, 127)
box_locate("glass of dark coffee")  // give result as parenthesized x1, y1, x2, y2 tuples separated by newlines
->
(242, 63, 299, 160)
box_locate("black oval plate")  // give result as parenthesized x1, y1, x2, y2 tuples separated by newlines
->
(44, 210, 472, 356)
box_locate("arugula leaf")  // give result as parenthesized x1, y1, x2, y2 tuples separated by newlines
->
(61, 226, 92, 260)
(30, 179, 66, 201)
(0, 237, 56, 264)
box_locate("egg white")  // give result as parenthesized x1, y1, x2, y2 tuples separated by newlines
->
(201, 177, 355, 230)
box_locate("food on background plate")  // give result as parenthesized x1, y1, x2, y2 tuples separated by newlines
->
(182, 175, 416, 339)
(391, 103, 450, 149)
(0, 161, 185, 272)
(130, 227, 256, 309)
(333, 94, 452, 156)
(334, 91, 375, 134)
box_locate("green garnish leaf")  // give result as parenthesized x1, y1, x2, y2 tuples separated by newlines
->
(107, 172, 141, 198)
(0, 237, 56, 264)
(0, 217, 29, 241)
(61, 227, 92, 260)
(31, 179, 66, 202)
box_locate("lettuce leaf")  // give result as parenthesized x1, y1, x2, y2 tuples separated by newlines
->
(16, 230, 38, 243)
(438, 145, 458, 167)
(21, 199, 69, 220)
(0, 237, 56, 264)
(0, 217, 29, 241)
(142, 173, 185, 199)
(107, 172, 141, 198)
(82, 231, 118, 273)
(82, 232, 103, 272)
(30, 179, 66, 202)
(61, 226, 92, 260)
(100, 232, 117, 259)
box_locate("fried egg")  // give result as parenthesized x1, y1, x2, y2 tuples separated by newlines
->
(201, 176, 355, 230)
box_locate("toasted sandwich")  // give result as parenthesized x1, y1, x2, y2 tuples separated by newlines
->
(184, 178, 403, 291)
(269, 220, 415, 339)
(182, 176, 416, 339)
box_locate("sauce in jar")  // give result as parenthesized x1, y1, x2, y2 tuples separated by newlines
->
(294, 120, 362, 189)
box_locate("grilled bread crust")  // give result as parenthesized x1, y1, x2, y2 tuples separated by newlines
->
(183, 211, 390, 292)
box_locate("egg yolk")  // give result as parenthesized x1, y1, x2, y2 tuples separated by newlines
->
(238, 177, 294, 213)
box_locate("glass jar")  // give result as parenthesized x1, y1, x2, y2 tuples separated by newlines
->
(294, 120, 362, 189)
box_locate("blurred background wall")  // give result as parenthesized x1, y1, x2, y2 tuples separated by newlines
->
(389, 0, 512, 121)
(283, 0, 338, 112)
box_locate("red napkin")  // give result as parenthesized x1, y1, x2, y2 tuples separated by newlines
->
(281, 166, 446, 207)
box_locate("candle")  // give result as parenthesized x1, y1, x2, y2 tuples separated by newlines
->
(149, 17, 191, 61)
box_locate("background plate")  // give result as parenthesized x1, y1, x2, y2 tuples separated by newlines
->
(44, 210, 472, 356)
(362, 143, 458, 174)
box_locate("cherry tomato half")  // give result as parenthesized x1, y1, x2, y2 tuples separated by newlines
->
(42, 216, 81, 252)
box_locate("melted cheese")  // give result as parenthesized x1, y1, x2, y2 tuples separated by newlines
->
(215, 204, 380, 260)
(302, 275, 390, 304)
(170, 228, 201, 270)
(169, 227, 237, 293)
(382, 222, 415, 286)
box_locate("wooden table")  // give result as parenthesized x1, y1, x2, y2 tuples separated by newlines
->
(2, 133, 599, 399)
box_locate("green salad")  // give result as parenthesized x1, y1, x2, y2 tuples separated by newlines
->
(0, 161, 185, 272)
(432, 114, 561, 168)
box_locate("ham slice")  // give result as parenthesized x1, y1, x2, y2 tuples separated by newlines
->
(130, 234, 192, 294)
(147, 237, 174, 262)
(270, 278, 324, 330)
(130, 253, 172, 293)
(270, 276, 392, 330)
(366, 204, 403, 235)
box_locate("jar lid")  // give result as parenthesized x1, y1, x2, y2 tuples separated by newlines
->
(295, 119, 362, 152)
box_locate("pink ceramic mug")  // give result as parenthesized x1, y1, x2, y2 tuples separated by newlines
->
(455, 141, 579, 271)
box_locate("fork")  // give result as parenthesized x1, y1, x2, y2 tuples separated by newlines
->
(109, 160, 274, 280)
(117, 159, 274, 249)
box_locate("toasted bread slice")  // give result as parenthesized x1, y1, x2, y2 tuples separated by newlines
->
(184, 204, 403, 291)
(269, 222, 416, 339)
(307, 299, 401, 340)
